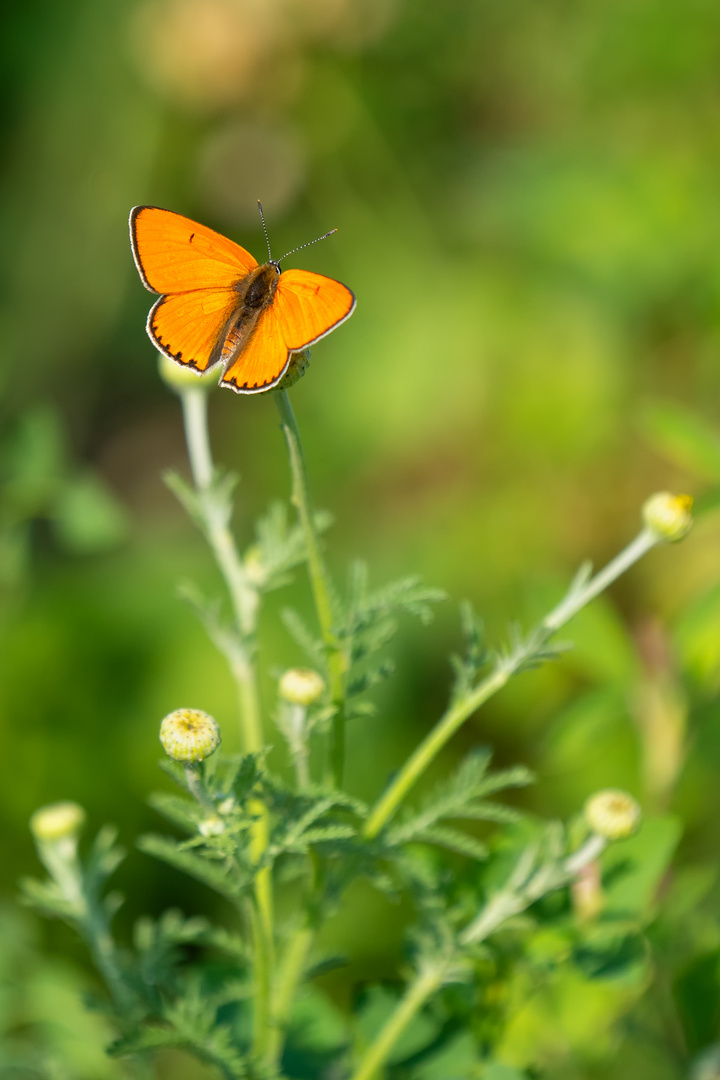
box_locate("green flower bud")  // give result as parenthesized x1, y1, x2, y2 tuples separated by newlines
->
(584, 789, 641, 840)
(278, 668, 325, 706)
(160, 708, 221, 762)
(157, 352, 217, 394)
(275, 350, 311, 391)
(642, 492, 693, 542)
(30, 801, 86, 843)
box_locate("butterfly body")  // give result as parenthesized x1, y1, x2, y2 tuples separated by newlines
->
(129, 206, 355, 393)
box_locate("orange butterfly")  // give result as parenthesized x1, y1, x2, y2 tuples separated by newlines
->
(129, 204, 356, 394)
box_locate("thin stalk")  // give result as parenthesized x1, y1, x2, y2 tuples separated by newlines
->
(365, 528, 659, 838)
(267, 923, 315, 1065)
(349, 964, 446, 1080)
(180, 388, 274, 1059)
(275, 389, 347, 787)
(459, 833, 608, 946)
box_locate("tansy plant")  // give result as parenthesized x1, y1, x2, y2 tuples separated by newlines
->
(23, 349, 694, 1080)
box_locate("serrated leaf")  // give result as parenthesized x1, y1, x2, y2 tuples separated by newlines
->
(138, 834, 248, 900)
(281, 607, 327, 668)
(149, 791, 203, 832)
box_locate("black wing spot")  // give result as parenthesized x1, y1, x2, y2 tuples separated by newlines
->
(189, 233, 195, 243)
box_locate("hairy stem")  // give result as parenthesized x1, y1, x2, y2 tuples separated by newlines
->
(275, 389, 347, 787)
(180, 388, 274, 1059)
(349, 964, 446, 1080)
(365, 528, 659, 838)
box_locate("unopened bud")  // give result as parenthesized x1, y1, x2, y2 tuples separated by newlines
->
(158, 352, 217, 394)
(276, 350, 311, 392)
(198, 816, 225, 837)
(278, 668, 325, 706)
(160, 708, 221, 762)
(642, 492, 693, 542)
(30, 801, 86, 843)
(584, 789, 641, 840)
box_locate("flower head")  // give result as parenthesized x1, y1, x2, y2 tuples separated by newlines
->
(160, 708, 221, 762)
(157, 351, 217, 394)
(278, 668, 325, 706)
(642, 492, 693, 543)
(584, 789, 641, 840)
(30, 801, 86, 843)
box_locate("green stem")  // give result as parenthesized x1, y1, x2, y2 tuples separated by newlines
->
(267, 923, 314, 1065)
(365, 528, 659, 838)
(275, 389, 347, 787)
(180, 388, 274, 1060)
(349, 964, 446, 1080)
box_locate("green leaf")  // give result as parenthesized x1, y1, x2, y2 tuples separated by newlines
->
(137, 834, 249, 901)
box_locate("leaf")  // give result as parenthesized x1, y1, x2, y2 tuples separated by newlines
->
(148, 791, 203, 833)
(164, 469, 201, 522)
(281, 607, 327, 669)
(390, 753, 532, 845)
(137, 834, 249, 901)
(413, 825, 489, 860)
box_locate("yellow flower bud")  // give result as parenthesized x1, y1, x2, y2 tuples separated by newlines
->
(157, 352, 217, 394)
(160, 708, 221, 762)
(642, 492, 693, 542)
(278, 668, 325, 706)
(584, 789, 641, 840)
(30, 801, 86, 843)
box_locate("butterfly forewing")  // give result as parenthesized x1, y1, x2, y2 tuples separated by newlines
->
(130, 206, 257, 294)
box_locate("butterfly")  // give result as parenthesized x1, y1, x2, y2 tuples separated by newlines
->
(129, 204, 356, 394)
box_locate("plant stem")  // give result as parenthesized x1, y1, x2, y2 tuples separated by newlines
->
(459, 832, 608, 946)
(364, 528, 659, 838)
(275, 389, 347, 787)
(267, 923, 315, 1065)
(180, 388, 274, 1059)
(349, 963, 446, 1080)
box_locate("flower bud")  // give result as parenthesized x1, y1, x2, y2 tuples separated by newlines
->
(160, 708, 221, 762)
(278, 668, 325, 706)
(642, 492, 693, 542)
(584, 789, 641, 840)
(157, 352, 217, 394)
(30, 801, 86, 843)
(276, 350, 311, 391)
(198, 815, 225, 837)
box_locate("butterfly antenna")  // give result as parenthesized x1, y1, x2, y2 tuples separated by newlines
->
(277, 229, 338, 264)
(257, 200, 273, 261)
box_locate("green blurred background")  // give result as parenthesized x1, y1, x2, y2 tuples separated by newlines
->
(2, 0, 720, 1075)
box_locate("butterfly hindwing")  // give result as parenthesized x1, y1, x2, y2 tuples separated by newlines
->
(273, 269, 356, 351)
(130, 206, 257, 294)
(220, 303, 291, 393)
(149, 287, 240, 372)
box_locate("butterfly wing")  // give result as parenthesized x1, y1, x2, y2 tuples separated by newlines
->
(149, 288, 242, 372)
(130, 206, 257, 294)
(272, 269, 356, 351)
(221, 303, 291, 392)
(220, 270, 355, 393)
